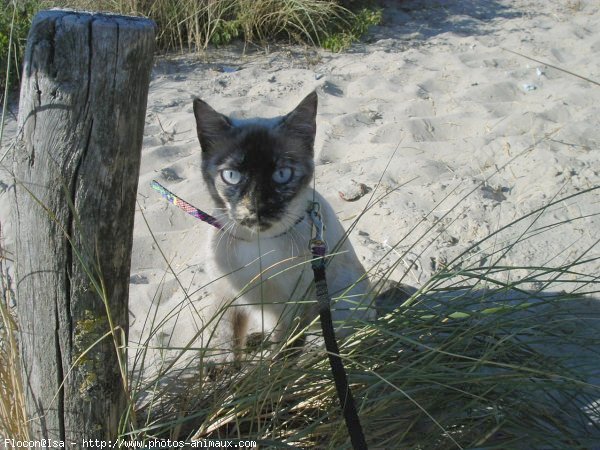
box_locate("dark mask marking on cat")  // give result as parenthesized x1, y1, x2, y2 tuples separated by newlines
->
(194, 92, 318, 232)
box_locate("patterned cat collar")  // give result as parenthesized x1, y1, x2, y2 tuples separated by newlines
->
(151, 180, 305, 237)
(151, 180, 223, 229)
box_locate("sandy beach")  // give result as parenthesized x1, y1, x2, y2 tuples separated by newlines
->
(107, 0, 598, 363)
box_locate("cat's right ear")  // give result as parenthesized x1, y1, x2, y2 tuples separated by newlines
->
(280, 91, 318, 139)
(193, 98, 232, 149)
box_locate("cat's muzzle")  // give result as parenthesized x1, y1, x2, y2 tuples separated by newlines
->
(238, 215, 272, 231)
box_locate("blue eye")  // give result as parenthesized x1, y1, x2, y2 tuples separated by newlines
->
(221, 169, 242, 185)
(273, 167, 293, 184)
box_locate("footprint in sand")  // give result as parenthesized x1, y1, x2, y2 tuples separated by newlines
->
(320, 80, 344, 97)
(160, 167, 184, 182)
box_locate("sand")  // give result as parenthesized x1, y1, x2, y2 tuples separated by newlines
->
(1, 0, 599, 376)
(122, 0, 600, 365)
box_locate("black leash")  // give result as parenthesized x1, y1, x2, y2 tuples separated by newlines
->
(308, 203, 368, 450)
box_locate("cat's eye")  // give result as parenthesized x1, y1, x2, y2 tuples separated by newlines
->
(272, 167, 293, 184)
(221, 169, 242, 185)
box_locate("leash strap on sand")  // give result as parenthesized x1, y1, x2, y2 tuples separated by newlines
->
(151, 180, 223, 229)
(308, 202, 368, 450)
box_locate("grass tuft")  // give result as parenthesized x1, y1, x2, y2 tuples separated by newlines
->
(322, 6, 381, 52)
(0, 224, 29, 440)
(39, 0, 380, 52)
(0, 1, 37, 119)
(1, 1, 381, 95)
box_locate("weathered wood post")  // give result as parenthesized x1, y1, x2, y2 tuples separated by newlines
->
(12, 10, 154, 443)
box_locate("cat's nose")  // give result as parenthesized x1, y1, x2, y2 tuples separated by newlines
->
(240, 195, 258, 213)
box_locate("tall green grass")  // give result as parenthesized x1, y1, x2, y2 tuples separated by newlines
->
(0, 0, 380, 96)
(0, 1, 37, 95)
(0, 3, 29, 438)
(35, 0, 379, 52)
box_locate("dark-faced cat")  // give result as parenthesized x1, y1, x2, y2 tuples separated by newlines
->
(193, 92, 374, 360)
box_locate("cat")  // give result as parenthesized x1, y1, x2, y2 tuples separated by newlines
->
(193, 92, 375, 361)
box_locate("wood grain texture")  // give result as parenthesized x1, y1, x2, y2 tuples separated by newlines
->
(12, 10, 155, 442)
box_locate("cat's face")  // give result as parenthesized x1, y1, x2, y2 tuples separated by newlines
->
(194, 92, 317, 236)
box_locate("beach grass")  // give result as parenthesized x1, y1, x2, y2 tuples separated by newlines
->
(0, 225, 29, 440)
(3, 119, 600, 447)
(1, 0, 380, 98)
(0, 4, 29, 439)
(2, 184, 598, 445)
(123, 178, 599, 447)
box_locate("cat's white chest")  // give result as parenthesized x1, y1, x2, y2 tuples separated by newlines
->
(208, 226, 314, 318)
(205, 191, 375, 340)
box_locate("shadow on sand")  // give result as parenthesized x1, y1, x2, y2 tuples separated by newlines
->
(361, 0, 525, 48)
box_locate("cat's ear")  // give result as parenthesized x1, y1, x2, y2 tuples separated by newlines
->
(280, 91, 318, 139)
(193, 98, 232, 149)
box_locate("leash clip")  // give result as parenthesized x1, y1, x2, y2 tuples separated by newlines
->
(308, 202, 327, 264)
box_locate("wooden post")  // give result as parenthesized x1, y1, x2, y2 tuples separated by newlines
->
(12, 10, 154, 443)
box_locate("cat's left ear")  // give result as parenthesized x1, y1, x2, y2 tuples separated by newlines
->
(279, 91, 318, 140)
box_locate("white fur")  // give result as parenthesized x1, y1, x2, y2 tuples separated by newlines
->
(206, 187, 375, 354)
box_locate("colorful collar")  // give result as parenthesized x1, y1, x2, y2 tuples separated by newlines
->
(151, 180, 305, 239)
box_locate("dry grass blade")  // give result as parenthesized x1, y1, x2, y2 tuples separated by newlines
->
(501, 47, 600, 87)
(0, 223, 29, 440)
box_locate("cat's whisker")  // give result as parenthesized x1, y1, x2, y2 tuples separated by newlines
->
(211, 211, 231, 228)
(287, 231, 301, 258)
(216, 219, 236, 253)
(278, 212, 308, 257)
(224, 221, 239, 264)
(230, 224, 241, 257)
